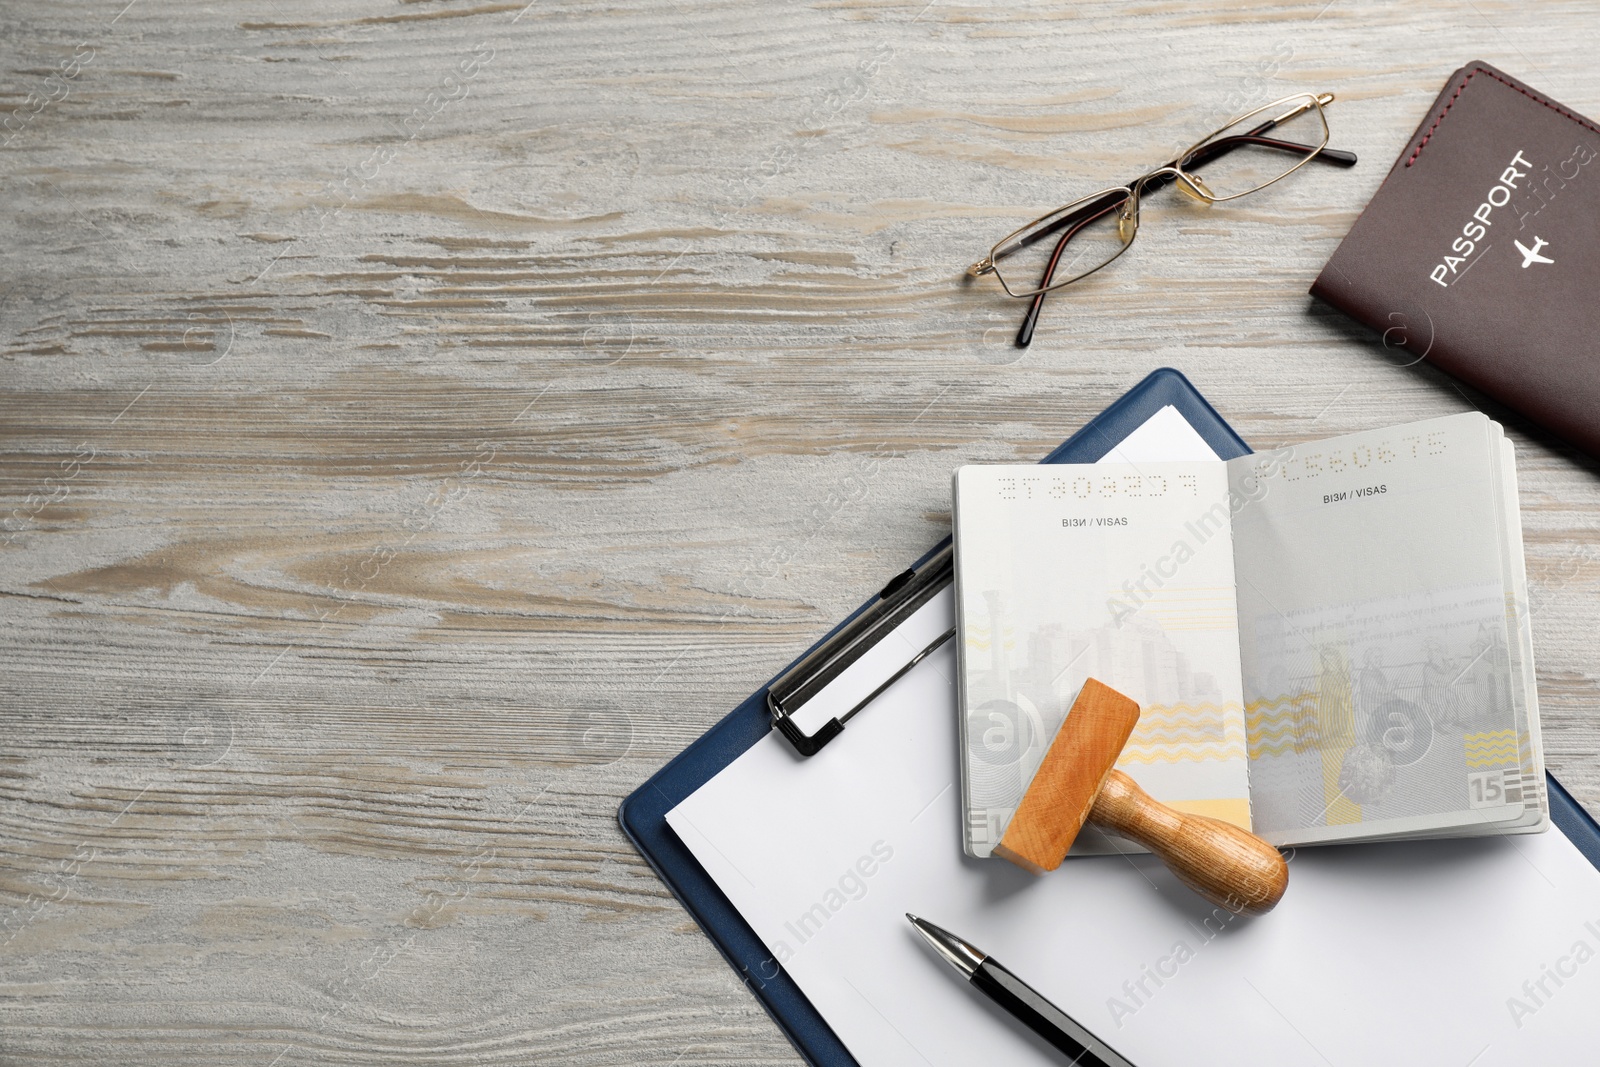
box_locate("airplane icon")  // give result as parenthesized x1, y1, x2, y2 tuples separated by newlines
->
(1515, 236, 1554, 268)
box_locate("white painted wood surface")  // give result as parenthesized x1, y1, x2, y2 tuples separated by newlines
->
(4, 1, 1600, 1062)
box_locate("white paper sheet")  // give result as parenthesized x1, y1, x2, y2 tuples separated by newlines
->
(667, 404, 1600, 1065)
(669, 643, 1600, 1066)
(1101, 403, 1221, 465)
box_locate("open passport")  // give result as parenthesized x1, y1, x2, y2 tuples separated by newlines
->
(953, 412, 1546, 857)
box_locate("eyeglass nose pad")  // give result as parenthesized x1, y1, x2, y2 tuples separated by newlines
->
(1116, 206, 1137, 243)
(1177, 173, 1215, 203)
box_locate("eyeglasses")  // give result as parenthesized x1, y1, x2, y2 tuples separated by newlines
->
(967, 92, 1357, 347)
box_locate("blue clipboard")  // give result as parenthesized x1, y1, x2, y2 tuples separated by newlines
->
(618, 367, 1600, 1067)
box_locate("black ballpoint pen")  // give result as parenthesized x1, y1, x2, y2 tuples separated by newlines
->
(907, 914, 1137, 1067)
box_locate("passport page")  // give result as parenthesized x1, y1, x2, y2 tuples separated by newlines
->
(953, 461, 1252, 858)
(1228, 413, 1537, 844)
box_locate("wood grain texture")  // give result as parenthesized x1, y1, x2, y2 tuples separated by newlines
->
(1089, 769, 1290, 916)
(994, 678, 1139, 875)
(5, 0, 1600, 1063)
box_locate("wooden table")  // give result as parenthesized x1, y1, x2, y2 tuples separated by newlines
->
(4, 1, 1598, 1062)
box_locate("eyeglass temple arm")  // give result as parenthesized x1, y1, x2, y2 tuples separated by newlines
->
(1134, 134, 1353, 205)
(1004, 189, 1127, 256)
(1006, 133, 1351, 264)
(1018, 127, 1357, 346)
(1015, 196, 1123, 347)
(1182, 133, 1357, 172)
(1015, 99, 1348, 258)
(1166, 110, 1354, 185)
(1198, 107, 1355, 163)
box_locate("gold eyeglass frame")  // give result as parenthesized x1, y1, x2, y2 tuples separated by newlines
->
(968, 92, 1335, 299)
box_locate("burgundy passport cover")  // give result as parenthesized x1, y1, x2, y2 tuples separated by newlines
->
(1312, 62, 1600, 457)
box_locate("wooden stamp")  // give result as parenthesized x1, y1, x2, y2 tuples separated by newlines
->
(995, 678, 1289, 915)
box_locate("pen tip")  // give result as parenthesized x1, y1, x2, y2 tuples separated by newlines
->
(905, 912, 919, 924)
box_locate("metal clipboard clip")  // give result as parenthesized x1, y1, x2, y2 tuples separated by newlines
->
(766, 544, 955, 756)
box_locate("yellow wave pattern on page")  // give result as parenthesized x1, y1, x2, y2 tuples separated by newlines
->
(1316, 646, 1361, 826)
(1465, 729, 1519, 768)
(1246, 692, 1320, 758)
(1117, 701, 1247, 766)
